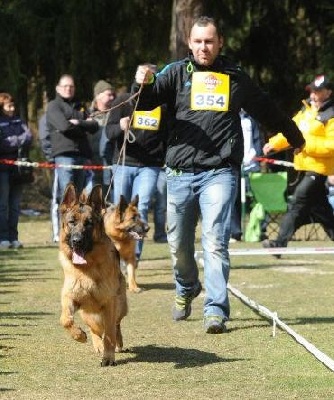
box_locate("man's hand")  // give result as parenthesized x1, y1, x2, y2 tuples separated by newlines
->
(135, 65, 154, 85)
(262, 143, 273, 155)
(120, 116, 130, 131)
(293, 144, 305, 155)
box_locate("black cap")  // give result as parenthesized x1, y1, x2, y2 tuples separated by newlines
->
(306, 75, 333, 91)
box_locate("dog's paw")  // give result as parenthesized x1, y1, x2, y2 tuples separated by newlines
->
(116, 346, 130, 353)
(73, 328, 87, 343)
(128, 286, 143, 294)
(101, 358, 117, 367)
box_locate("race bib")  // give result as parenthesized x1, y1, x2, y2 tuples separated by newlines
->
(191, 72, 230, 111)
(132, 107, 161, 131)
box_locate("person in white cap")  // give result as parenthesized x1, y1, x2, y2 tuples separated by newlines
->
(263, 74, 334, 252)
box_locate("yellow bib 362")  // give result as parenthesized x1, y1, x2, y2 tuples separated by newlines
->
(132, 106, 161, 131)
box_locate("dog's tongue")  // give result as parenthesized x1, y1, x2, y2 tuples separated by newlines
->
(72, 250, 87, 265)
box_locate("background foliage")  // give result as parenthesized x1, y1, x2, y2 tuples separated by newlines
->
(0, 0, 334, 128)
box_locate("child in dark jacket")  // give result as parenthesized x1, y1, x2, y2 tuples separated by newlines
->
(0, 92, 33, 249)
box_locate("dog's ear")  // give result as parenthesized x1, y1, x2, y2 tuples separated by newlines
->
(60, 183, 77, 212)
(118, 195, 128, 217)
(79, 188, 88, 204)
(88, 184, 104, 213)
(131, 194, 139, 207)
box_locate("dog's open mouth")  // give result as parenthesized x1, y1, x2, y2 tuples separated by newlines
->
(72, 248, 87, 265)
(128, 231, 145, 240)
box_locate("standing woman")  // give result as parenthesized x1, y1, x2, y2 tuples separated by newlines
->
(0, 93, 33, 249)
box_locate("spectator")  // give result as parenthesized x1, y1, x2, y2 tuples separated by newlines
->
(327, 175, 334, 211)
(0, 93, 33, 249)
(105, 68, 167, 267)
(262, 75, 334, 251)
(89, 80, 116, 201)
(230, 110, 262, 242)
(133, 16, 305, 333)
(153, 167, 168, 243)
(46, 74, 98, 199)
(38, 111, 59, 242)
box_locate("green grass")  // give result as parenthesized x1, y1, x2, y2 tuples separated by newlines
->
(1, 217, 334, 399)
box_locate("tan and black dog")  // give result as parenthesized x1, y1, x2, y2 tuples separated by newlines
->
(59, 183, 127, 367)
(103, 195, 149, 293)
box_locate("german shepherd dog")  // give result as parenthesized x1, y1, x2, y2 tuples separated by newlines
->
(59, 183, 127, 367)
(103, 195, 149, 293)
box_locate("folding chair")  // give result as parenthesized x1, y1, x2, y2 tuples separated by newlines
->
(248, 172, 288, 238)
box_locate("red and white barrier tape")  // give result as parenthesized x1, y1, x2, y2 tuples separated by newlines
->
(0, 159, 112, 170)
(254, 156, 294, 168)
(0, 156, 292, 171)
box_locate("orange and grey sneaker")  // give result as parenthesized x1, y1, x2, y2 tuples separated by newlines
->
(172, 282, 202, 321)
(204, 316, 227, 334)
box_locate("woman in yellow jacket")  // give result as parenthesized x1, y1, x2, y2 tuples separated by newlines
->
(263, 75, 334, 249)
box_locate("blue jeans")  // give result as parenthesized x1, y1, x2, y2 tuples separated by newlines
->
(166, 166, 237, 321)
(153, 168, 167, 240)
(112, 164, 160, 259)
(55, 155, 89, 202)
(0, 170, 23, 242)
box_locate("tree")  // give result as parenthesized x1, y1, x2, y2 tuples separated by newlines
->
(170, 0, 204, 60)
(0, 0, 334, 128)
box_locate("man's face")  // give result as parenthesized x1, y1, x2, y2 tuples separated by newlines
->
(3, 102, 15, 117)
(97, 90, 114, 110)
(56, 77, 75, 100)
(310, 88, 332, 109)
(188, 23, 223, 66)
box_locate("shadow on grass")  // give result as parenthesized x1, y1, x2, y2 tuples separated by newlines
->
(231, 313, 334, 328)
(0, 290, 19, 295)
(231, 261, 310, 270)
(120, 344, 244, 368)
(228, 317, 271, 332)
(0, 266, 55, 285)
(0, 388, 15, 393)
(285, 316, 334, 325)
(138, 282, 175, 291)
(0, 311, 53, 321)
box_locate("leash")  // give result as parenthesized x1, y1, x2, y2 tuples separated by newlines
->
(104, 77, 148, 204)
(254, 156, 294, 168)
(89, 91, 141, 119)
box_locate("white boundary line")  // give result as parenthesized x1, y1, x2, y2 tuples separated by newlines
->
(228, 284, 334, 372)
(195, 247, 334, 258)
(195, 251, 334, 372)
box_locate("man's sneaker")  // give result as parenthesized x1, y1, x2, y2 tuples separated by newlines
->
(154, 235, 168, 243)
(204, 316, 227, 334)
(11, 240, 23, 249)
(172, 282, 202, 321)
(262, 239, 282, 259)
(0, 240, 11, 249)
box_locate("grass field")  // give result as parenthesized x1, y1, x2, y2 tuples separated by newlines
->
(1, 216, 334, 399)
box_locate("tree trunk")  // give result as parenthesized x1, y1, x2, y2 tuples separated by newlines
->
(170, 0, 204, 60)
